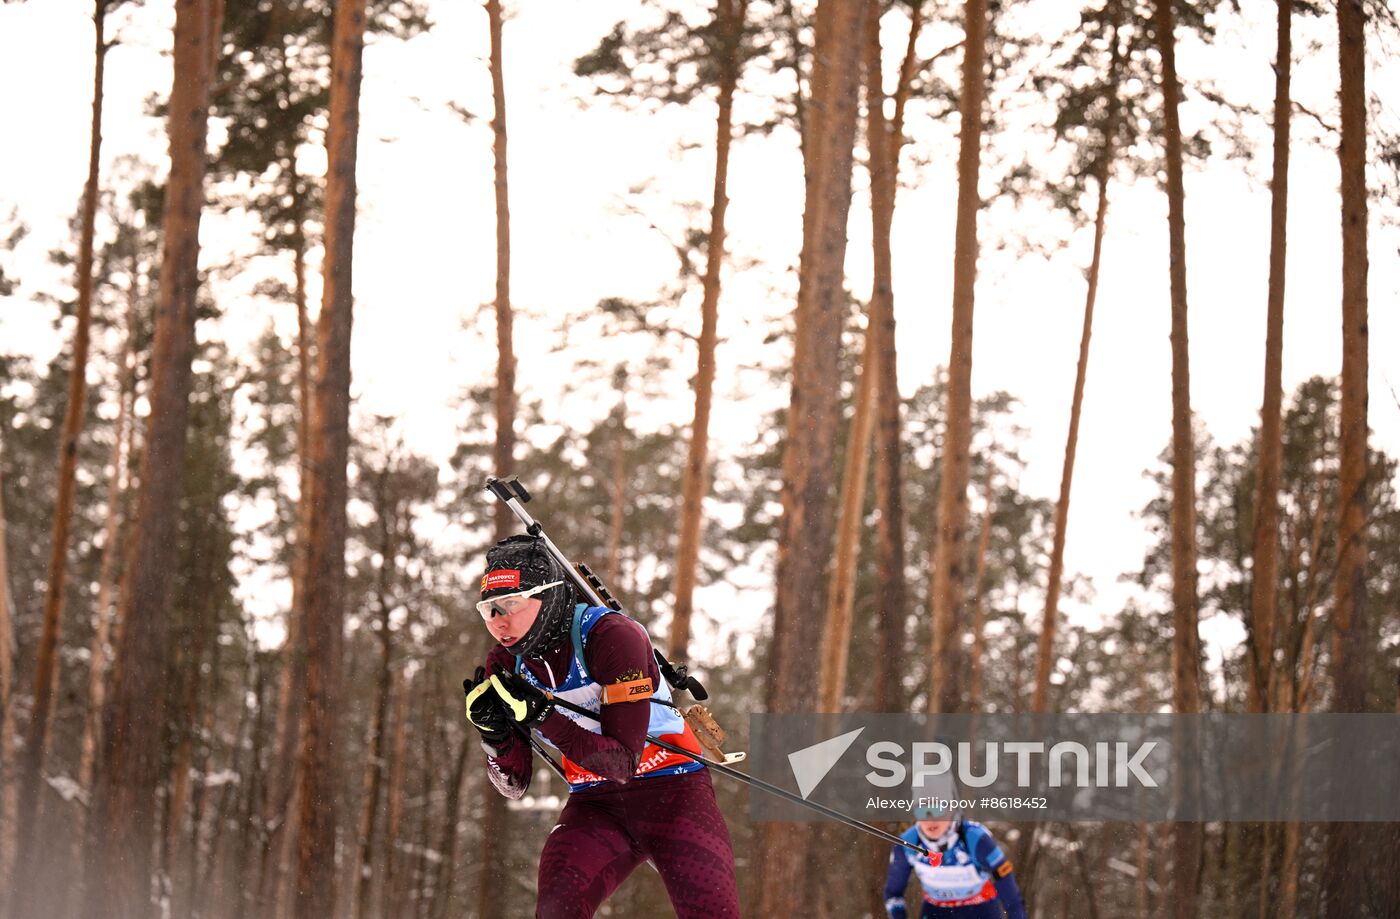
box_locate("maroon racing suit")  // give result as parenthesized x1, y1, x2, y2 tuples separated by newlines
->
(479, 608, 740, 919)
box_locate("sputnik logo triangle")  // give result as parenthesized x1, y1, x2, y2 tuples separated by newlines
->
(787, 727, 865, 799)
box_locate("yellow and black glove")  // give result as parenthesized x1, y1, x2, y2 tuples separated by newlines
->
(489, 665, 554, 730)
(464, 666, 510, 745)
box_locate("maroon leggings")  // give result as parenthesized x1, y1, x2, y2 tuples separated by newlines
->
(535, 770, 740, 918)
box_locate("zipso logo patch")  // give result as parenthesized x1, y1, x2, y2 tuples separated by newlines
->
(482, 570, 521, 591)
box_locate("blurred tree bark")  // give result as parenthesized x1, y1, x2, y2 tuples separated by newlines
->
(181, 629, 224, 913)
(353, 465, 399, 919)
(966, 489, 994, 713)
(871, 0, 922, 716)
(864, 7, 922, 910)
(258, 7, 317, 907)
(251, 6, 317, 905)
(0, 458, 14, 913)
(607, 369, 628, 585)
(381, 670, 411, 919)
(757, 0, 868, 911)
(260, 121, 314, 919)
(413, 686, 439, 918)
(1321, 0, 1370, 912)
(1248, 0, 1292, 718)
(667, 0, 748, 658)
(77, 257, 139, 841)
(818, 306, 876, 712)
(1154, 0, 1203, 912)
(83, 0, 216, 915)
(929, 0, 990, 716)
(429, 734, 472, 919)
(488, 0, 516, 535)
(1246, 1, 1291, 910)
(292, 0, 367, 913)
(16, 3, 111, 900)
(1032, 1, 1121, 715)
(479, 0, 515, 914)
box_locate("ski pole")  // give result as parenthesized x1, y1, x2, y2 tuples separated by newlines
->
(539, 690, 929, 857)
(515, 724, 569, 784)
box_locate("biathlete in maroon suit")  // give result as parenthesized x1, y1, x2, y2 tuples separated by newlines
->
(464, 534, 740, 919)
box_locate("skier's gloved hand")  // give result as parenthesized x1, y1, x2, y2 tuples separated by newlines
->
(464, 667, 510, 745)
(490, 665, 554, 729)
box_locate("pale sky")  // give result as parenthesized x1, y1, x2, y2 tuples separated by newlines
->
(1, 0, 1397, 676)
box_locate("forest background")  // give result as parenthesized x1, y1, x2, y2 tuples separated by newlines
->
(0, 0, 1397, 916)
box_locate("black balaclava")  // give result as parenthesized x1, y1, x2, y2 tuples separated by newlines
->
(480, 534, 575, 657)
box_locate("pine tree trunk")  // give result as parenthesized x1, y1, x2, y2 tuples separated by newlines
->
(82, 1, 213, 915)
(966, 492, 994, 713)
(1033, 13, 1120, 713)
(77, 287, 137, 827)
(1248, 0, 1292, 718)
(0, 458, 15, 910)
(198, 646, 251, 913)
(230, 660, 270, 919)
(1154, 0, 1203, 912)
(1322, 0, 1370, 911)
(929, 0, 989, 716)
(162, 620, 213, 908)
(292, 0, 367, 913)
(478, 3, 516, 915)
(865, 8, 921, 906)
(1276, 617, 1321, 919)
(757, 0, 868, 911)
(183, 635, 223, 915)
(413, 691, 438, 919)
(429, 734, 472, 919)
(606, 373, 627, 586)
(258, 208, 312, 919)
(353, 505, 397, 919)
(67, 255, 139, 911)
(814, 279, 879, 918)
(667, 0, 745, 657)
(255, 20, 316, 911)
(380, 672, 410, 919)
(870, 0, 922, 715)
(818, 312, 877, 712)
(17, 5, 109, 893)
(1328, 0, 1371, 712)
(488, 0, 516, 525)
(1243, 7, 1294, 905)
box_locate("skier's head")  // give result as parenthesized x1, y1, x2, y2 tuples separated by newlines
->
(477, 534, 575, 657)
(912, 774, 961, 848)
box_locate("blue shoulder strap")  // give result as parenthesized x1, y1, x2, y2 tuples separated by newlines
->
(570, 603, 589, 675)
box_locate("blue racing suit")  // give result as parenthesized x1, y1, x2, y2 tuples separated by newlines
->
(884, 821, 1028, 919)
